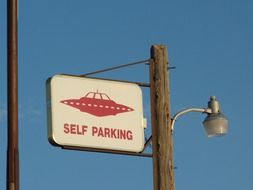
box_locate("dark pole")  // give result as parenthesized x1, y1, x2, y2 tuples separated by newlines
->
(7, 0, 19, 190)
(150, 45, 175, 190)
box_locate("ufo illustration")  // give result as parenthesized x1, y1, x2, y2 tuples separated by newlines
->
(60, 90, 134, 117)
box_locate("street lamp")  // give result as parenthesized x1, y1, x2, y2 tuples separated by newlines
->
(150, 45, 229, 190)
(171, 96, 228, 137)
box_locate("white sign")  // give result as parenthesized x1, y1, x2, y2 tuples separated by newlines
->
(46, 75, 145, 152)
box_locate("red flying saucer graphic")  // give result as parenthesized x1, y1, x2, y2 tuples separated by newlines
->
(60, 90, 134, 117)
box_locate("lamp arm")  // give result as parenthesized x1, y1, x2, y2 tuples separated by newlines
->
(171, 108, 212, 132)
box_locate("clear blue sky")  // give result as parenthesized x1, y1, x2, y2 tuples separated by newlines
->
(0, 0, 252, 189)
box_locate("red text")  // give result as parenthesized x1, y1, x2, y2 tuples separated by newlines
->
(92, 126, 133, 140)
(64, 123, 88, 135)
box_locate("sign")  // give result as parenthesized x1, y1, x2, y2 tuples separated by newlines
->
(46, 75, 145, 152)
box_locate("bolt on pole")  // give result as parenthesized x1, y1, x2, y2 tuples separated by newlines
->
(7, 0, 19, 190)
(150, 45, 175, 190)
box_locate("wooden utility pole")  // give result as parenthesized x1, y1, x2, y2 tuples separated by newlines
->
(150, 45, 175, 190)
(7, 0, 19, 190)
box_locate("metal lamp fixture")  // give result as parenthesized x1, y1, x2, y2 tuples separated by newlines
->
(202, 96, 228, 137)
(171, 96, 228, 137)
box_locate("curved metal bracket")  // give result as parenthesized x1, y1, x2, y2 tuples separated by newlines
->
(171, 108, 212, 132)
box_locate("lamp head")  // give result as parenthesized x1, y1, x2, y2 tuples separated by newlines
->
(203, 96, 228, 137)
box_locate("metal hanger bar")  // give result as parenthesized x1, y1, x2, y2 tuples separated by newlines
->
(142, 135, 152, 151)
(62, 146, 153, 158)
(80, 59, 150, 76)
(60, 74, 150, 87)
